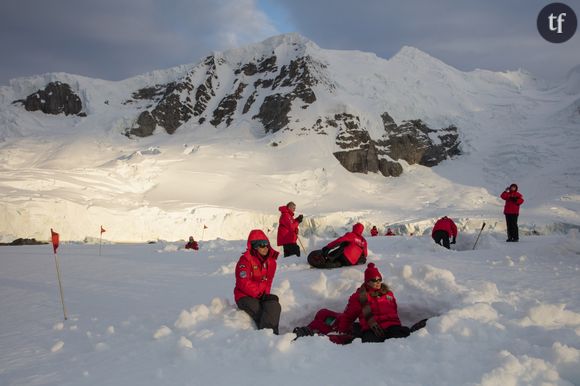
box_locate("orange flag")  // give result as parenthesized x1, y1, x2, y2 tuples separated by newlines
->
(100, 226, 106, 234)
(51, 228, 59, 254)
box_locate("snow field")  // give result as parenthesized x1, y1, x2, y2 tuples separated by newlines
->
(1, 230, 579, 385)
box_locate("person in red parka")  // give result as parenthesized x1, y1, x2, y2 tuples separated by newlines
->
(501, 183, 524, 242)
(431, 216, 458, 249)
(234, 229, 281, 334)
(385, 228, 395, 236)
(185, 236, 199, 250)
(308, 223, 367, 269)
(277, 201, 303, 257)
(337, 263, 410, 342)
(370, 226, 379, 237)
(293, 263, 428, 343)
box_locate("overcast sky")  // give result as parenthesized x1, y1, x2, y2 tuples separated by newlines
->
(1, 0, 578, 86)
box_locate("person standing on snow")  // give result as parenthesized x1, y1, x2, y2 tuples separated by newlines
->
(431, 216, 458, 249)
(234, 230, 281, 334)
(501, 183, 524, 242)
(370, 226, 379, 237)
(308, 223, 367, 268)
(277, 201, 303, 257)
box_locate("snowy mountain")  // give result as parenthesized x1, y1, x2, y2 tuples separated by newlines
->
(0, 33, 578, 242)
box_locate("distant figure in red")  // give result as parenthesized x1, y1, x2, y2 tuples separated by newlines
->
(308, 223, 367, 268)
(431, 216, 457, 249)
(385, 228, 395, 236)
(501, 183, 524, 242)
(185, 236, 199, 250)
(234, 229, 281, 334)
(277, 201, 303, 257)
(370, 226, 379, 237)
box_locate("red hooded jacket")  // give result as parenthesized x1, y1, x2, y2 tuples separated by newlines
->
(370, 227, 378, 237)
(431, 217, 458, 238)
(326, 223, 368, 265)
(277, 206, 299, 246)
(500, 185, 524, 215)
(337, 284, 401, 333)
(234, 230, 279, 302)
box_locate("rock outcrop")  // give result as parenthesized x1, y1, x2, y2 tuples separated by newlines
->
(13, 82, 84, 116)
(332, 112, 460, 177)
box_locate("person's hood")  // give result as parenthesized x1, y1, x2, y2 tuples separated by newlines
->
(352, 223, 364, 235)
(279, 205, 294, 215)
(246, 229, 278, 260)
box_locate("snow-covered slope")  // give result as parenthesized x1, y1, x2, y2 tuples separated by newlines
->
(0, 33, 578, 242)
(1, 232, 579, 385)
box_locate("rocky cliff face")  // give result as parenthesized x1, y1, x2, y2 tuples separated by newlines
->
(13, 81, 84, 116)
(10, 35, 461, 177)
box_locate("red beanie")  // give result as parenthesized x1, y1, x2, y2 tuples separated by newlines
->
(364, 263, 382, 282)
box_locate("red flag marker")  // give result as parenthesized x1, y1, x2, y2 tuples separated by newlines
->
(51, 228, 59, 254)
(100, 226, 106, 234)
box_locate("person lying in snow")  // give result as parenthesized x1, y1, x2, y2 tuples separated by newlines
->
(293, 263, 427, 344)
(307, 223, 367, 269)
(234, 229, 281, 334)
(277, 201, 303, 257)
(184, 236, 199, 250)
(370, 226, 379, 237)
(385, 227, 395, 236)
(431, 216, 458, 249)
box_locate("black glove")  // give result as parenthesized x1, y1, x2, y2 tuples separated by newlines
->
(293, 326, 314, 337)
(260, 293, 279, 302)
(510, 197, 519, 203)
(321, 246, 330, 257)
(451, 237, 456, 245)
(296, 214, 303, 223)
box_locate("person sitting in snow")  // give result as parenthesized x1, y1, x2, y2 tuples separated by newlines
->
(501, 183, 524, 242)
(277, 201, 303, 257)
(431, 216, 457, 249)
(307, 223, 367, 269)
(294, 263, 426, 343)
(370, 226, 379, 237)
(385, 228, 395, 236)
(234, 229, 281, 334)
(185, 236, 199, 250)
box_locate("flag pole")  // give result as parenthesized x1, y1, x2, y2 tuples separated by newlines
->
(54, 251, 68, 320)
(51, 229, 67, 321)
(99, 232, 102, 256)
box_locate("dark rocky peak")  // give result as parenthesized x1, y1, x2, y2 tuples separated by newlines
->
(13, 81, 84, 116)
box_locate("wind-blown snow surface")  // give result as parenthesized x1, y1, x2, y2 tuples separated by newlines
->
(0, 34, 579, 242)
(1, 231, 579, 385)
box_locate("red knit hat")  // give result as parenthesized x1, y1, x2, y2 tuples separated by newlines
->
(364, 263, 382, 282)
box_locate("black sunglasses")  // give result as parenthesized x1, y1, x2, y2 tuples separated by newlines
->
(368, 278, 382, 283)
(251, 240, 269, 249)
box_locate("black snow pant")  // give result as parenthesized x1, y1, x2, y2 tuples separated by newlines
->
(283, 243, 300, 257)
(432, 230, 450, 249)
(505, 214, 519, 241)
(308, 244, 366, 269)
(361, 325, 411, 343)
(237, 295, 281, 334)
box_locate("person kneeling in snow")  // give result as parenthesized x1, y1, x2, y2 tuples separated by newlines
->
(307, 223, 367, 268)
(431, 216, 457, 249)
(185, 236, 199, 250)
(294, 263, 426, 343)
(234, 230, 281, 334)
